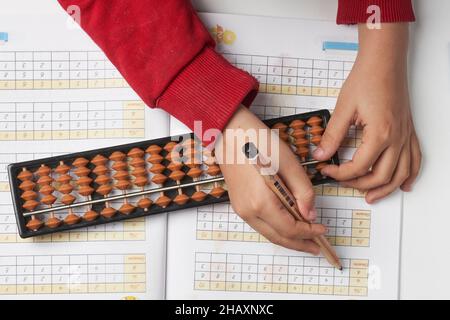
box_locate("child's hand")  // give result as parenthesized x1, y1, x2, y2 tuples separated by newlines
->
(215, 106, 327, 255)
(314, 23, 421, 204)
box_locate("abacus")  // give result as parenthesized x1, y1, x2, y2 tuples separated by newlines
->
(8, 110, 339, 238)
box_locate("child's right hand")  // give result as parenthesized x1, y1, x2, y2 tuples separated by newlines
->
(214, 106, 327, 255)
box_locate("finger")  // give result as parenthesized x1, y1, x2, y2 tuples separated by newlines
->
(278, 142, 316, 221)
(366, 141, 411, 203)
(341, 145, 402, 190)
(258, 193, 327, 239)
(401, 132, 422, 192)
(320, 125, 389, 181)
(249, 217, 321, 255)
(313, 100, 354, 161)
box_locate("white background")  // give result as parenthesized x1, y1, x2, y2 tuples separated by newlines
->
(192, 0, 450, 299)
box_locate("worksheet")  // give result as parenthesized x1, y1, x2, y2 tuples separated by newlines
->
(0, 3, 169, 299)
(166, 13, 403, 300)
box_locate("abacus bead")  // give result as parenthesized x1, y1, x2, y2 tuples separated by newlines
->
(130, 157, 146, 168)
(19, 180, 35, 191)
(84, 210, 99, 222)
(149, 163, 165, 174)
(26, 218, 43, 231)
(210, 187, 226, 199)
(279, 132, 289, 141)
(152, 174, 167, 185)
(73, 158, 90, 167)
(55, 164, 70, 174)
(295, 138, 309, 148)
(296, 147, 309, 158)
(174, 194, 189, 205)
(21, 190, 37, 201)
(127, 148, 145, 158)
(182, 139, 196, 148)
(39, 185, 54, 195)
(18, 169, 33, 181)
(64, 214, 81, 225)
(207, 165, 221, 177)
(115, 180, 131, 190)
(187, 167, 202, 179)
(77, 176, 93, 186)
(74, 166, 91, 177)
(23, 200, 39, 211)
(169, 170, 185, 181)
(109, 151, 126, 161)
(119, 203, 136, 215)
(310, 126, 324, 136)
(37, 175, 53, 185)
(167, 162, 183, 171)
(138, 198, 152, 209)
(36, 165, 51, 177)
(41, 194, 57, 205)
(97, 185, 113, 195)
(290, 119, 306, 129)
(307, 116, 323, 127)
(146, 145, 162, 155)
(59, 183, 74, 194)
(112, 161, 128, 171)
(132, 167, 147, 177)
(101, 207, 116, 218)
(291, 129, 306, 139)
(93, 165, 109, 176)
(134, 176, 148, 187)
(311, 135, 322, 145)
(91, 155, 108, 166)
(113, 170, 129, 181)
(61, 194, 76, 205)
(164, 142, 178, 152)
(95, 175, 110, 185)
(56, 174, 72, 184)
(148, 154, 164, 164)
(155, 195, 171, 208)
(46, 217, 61, 229)
(79, 186, 95, 196)
(192, 191, 207, 202)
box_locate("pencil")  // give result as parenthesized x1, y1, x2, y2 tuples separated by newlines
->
(243, 142, 343, 270)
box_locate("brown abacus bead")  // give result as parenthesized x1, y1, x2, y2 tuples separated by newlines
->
(164, 142, 178, 153)
(294, 138, 309, 148)
(290, 119, 305, 130)
(296, 147, 310, 161)
(272, 123, 289, 141)
(148, 154, 164, 165)
(311, 135, 322, 145)
(307, 116, 323, 127)
(291, 128, 306, 139)
(146, 144, 162, 155)
(36, 164, 60, 229)
(310, 126, 324, 136)
(18, 167, 43, 231)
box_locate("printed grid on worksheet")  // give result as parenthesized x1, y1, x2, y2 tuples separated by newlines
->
(196, 203, 370, 247)
(0, 254, 146, 295)
(0, 100, 146, 141)
(223, 53, 354, 97)
(194, 252, 368, 296)
(0, 204, 146, 243)
(0, 51, 128, 90)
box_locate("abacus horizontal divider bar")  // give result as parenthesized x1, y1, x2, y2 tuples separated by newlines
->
(23, 176, 226, 217)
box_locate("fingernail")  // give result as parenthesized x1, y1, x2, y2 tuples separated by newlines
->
(403, 185, 412, 192)
(308, 209, 317, 221)
(313, 147, 325, 159)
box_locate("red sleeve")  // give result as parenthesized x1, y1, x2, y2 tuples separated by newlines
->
(337, 0, 415, 24)
(57, 0, 258, 143)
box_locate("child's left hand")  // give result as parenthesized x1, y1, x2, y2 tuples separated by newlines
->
(313, 23, 422, 204)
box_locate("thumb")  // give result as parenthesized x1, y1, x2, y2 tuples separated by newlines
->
(313, 102, 353, 161)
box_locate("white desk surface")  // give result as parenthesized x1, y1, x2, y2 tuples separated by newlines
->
(193, 0, 450, 299)
(4, 0, 449, 299)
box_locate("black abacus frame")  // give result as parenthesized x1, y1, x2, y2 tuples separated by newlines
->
(8, 109, 339, 238)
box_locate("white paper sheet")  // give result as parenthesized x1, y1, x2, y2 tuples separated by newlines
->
(0, 3, 169, 299)
(166, 13, 402, 300)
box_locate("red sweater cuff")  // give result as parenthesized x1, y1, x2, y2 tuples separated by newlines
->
(337, 0, 415, 24)
(158, 47, 259, 143)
